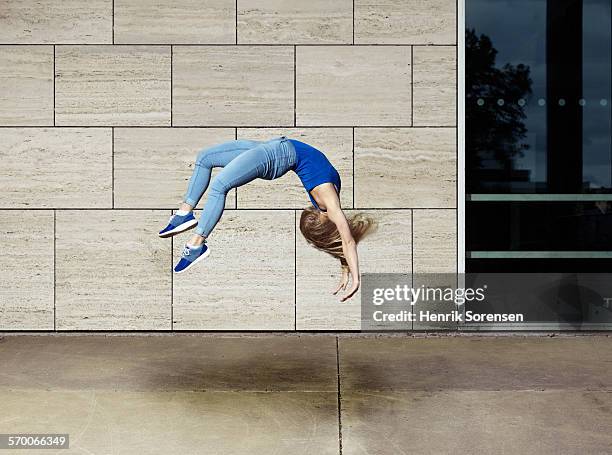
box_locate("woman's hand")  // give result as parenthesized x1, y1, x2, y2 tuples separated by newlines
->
(332, 268, 360, 302)
(332, 268, 349, 295)
(340, 277, 360, 302)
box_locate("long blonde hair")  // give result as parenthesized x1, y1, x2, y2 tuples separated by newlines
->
(299, 207, 377, 269)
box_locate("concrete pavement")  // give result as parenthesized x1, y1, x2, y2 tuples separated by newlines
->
(0, 334, 610, 454)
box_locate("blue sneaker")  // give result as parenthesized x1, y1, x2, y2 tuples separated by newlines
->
(174, 243, 210, 273)
(159, 212, 197, 238)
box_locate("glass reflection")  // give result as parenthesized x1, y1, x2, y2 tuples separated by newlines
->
(466, 0, 612, 274)
(466, 0, 611, 194)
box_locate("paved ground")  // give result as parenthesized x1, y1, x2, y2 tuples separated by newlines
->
(0, 334, 611, 454)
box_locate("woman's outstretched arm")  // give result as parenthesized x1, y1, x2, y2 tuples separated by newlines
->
(326, 202, 360, 302)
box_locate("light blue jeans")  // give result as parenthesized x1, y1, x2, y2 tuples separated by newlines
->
(184, 136, 297, 237)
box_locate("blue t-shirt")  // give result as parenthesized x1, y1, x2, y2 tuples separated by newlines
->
(288, 139, 341, 212)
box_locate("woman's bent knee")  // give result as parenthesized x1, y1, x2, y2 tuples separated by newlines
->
(196, 148, 216, 167)
(210, 177, 231, 196)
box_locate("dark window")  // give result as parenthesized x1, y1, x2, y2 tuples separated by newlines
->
(466, 0, 612, 272)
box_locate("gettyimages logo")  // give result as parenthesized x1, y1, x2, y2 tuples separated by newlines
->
(362, 273, 612, 330)
(372, 283, 487, 306)
(360, 273, 528, 330)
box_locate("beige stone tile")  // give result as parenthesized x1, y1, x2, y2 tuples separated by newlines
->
(114, 128, 236, 208)
(237, 0, 352, 44)
(0, 211, 54, 330)
(413, 209, 456, 273)
(0, 46, 53, 125)
(0, 128, 111, 208)
(55, 45, 171, 126)
(413, 46, 457, 126)
(114, 0, 234, 44)
(296, 46, 411, 126)
(173, 210, 294, 330)
(236, 128, 353, 208)
(339, 336, 612, 391)
(355, 127, 456, 208)
(296, 210, 411, 330)
(173, 46, 294, 126)
(354, 0, 456, 44)
(0, 0, 111, 44)
(55, 210, 171, 329)
(342, 390, 612, 455)
(0, 335, 338, 391)
(0, 389, 339, 455)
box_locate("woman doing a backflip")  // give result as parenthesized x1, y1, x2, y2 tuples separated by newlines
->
(158, 136, 376, 302)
